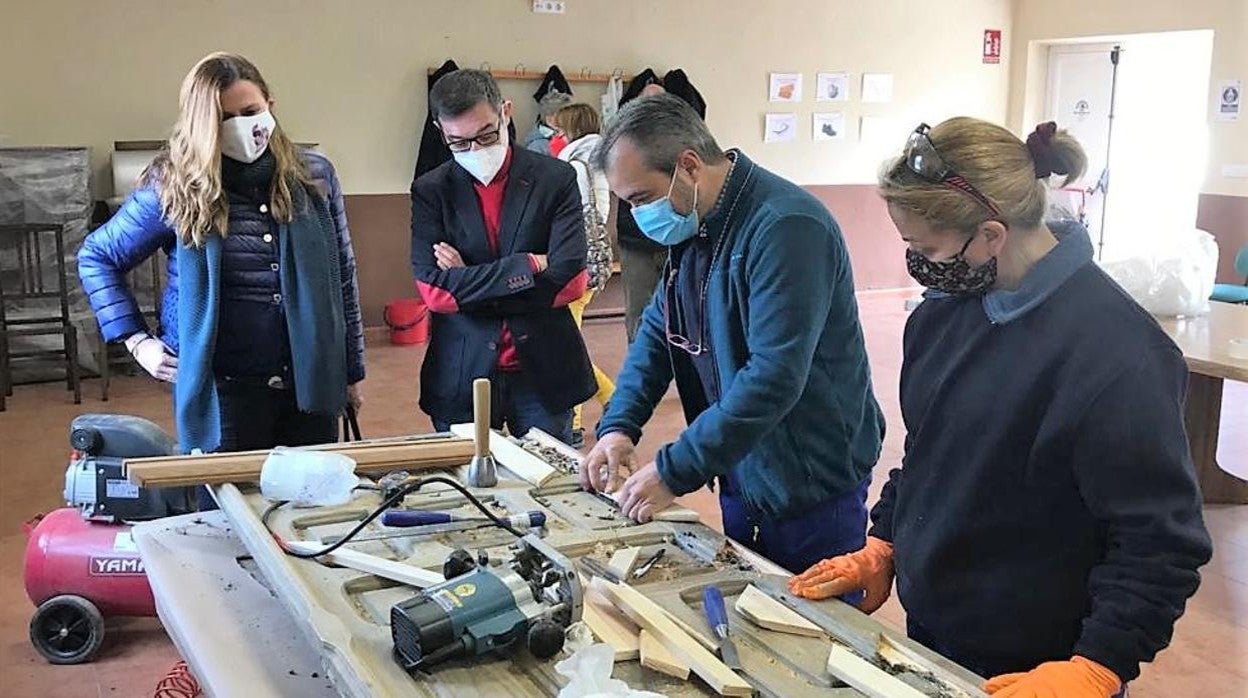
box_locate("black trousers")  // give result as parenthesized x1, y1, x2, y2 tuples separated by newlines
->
(197, 379, 337, 510)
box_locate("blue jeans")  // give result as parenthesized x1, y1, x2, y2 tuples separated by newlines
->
(720, 475, 870, 604)
(906, 619, 1128, 696)
(432, 370, 573, 444)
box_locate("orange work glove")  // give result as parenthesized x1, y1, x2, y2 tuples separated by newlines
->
(984, 656, 1121, 698)
(787, 536, 894, 613)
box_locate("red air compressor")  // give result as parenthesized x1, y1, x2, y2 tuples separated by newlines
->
(23, 414, 192, 664)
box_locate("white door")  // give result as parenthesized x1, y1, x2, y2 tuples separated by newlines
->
(1045, 43, 1117, 257)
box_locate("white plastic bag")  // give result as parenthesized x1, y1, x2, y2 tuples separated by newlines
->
(1101, 228, 1219, 317)
(556, 643, 667, 698)
(259, 447, 358, 506)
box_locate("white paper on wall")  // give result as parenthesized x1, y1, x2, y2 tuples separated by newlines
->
(862, 73, 894, 103)
(813, 112, 846, 141)
(816, 72, 849, 102)
(764, 113, 798, 142)
(769, 73, 803, 102)
(1217, 79, 1241, 122)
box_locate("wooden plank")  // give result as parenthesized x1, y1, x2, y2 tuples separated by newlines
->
(449, 424, 559, 487)
(826, 644, 927, 698)
(753, 576, 880, 659)
(608, 547, 642, 579)
(660, 606, 717, 653)
(640, 629, 691, 679)
(582, 585, 640, 661)
(126, 438, 475, 487)
(284, 541, 445, 588)
(877, 636, 989, 698)
(735, 584, 823, 637)
(599, 580, 751, 696)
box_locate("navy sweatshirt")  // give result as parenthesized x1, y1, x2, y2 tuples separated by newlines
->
(869, 222, 1211, 682)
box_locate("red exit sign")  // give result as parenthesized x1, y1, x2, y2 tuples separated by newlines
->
(983, 29, 1002, 64)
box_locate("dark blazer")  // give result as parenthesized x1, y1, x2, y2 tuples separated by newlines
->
(410, 146, 596, 419)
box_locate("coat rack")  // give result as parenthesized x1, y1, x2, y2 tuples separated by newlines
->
(428, 63, 632, 84)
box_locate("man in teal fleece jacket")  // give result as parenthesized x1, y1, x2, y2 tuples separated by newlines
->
(580, 94, 885, 575)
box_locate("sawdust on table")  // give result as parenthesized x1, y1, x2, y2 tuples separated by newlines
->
(518, 439, 580, 474)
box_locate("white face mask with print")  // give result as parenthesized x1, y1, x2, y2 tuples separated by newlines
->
(220, 110, 276, 164)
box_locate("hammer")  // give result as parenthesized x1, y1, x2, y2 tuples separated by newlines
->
(465, 378, 498, 487)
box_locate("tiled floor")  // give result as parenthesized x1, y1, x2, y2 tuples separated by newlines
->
(1, 291, 1244, 696)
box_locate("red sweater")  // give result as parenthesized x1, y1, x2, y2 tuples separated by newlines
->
(474, 150, 523, 370)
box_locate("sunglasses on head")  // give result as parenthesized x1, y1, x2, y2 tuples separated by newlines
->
(904, 124, 1002, 218)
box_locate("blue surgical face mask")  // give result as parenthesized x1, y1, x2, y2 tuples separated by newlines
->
(631, 167, 699, 246)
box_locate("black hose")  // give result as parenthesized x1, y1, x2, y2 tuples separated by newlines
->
(269, 475, 524, 560)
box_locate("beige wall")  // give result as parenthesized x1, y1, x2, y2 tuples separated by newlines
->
(1009, 0, 1248, 198)
(0, 0, 1012, 197)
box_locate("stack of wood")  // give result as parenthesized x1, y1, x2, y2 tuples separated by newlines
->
(582, 579, 962, 698)
(584, 576, 752, 696)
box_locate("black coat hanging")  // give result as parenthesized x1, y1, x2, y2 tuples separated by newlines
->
(413, 60, 459, 183)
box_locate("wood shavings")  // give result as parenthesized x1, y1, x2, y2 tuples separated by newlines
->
(518, 438, 580, 474)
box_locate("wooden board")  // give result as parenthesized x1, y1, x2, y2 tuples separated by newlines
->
(582, 580, 640, 661)
(126, 437, 475, 487)
(877, 636, 989, 698)
(826, 644, 927, 698)
(449, 424, 559, 487)
(283, 541, 445, 588)
(608, 547, 642, 579)
(735, 584, 823, 637)
(599, 580, 752, 696)
(640, 629, 691, 679)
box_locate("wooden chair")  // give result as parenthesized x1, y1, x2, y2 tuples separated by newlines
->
(0, 222, 81, 406)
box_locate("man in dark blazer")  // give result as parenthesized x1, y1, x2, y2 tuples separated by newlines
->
(411, 69, 595, 442)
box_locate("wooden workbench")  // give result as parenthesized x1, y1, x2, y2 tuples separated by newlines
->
(204, 460, 981, 697)
(1154, 302, 1248, 504)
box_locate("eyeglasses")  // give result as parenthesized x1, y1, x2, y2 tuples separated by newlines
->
(440, 118, 504, 153)
(663, 265, 706, 356)
(904, 124, 1002, 218)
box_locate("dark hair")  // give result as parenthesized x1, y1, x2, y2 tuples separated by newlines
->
(428, 69, 502, 121)
(591, 94, 725, 173)
(553, 104, 601, 142)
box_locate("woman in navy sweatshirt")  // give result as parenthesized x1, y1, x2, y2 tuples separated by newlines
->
(790, 118, 1211, 697)
(79, 53, 365, 501)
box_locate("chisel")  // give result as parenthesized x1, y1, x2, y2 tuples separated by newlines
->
(382, 509, 545, 529)
(703, 585, 743, 670)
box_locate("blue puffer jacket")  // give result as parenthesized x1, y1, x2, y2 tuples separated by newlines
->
(78, 150, 366, 384)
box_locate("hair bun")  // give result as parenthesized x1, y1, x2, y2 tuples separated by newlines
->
(1026, 121, 1059, 179)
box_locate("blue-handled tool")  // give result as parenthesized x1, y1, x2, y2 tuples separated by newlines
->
(383, 510, 546, 529)
(703, 585, 742, 670)
(323, 510, 547, 545)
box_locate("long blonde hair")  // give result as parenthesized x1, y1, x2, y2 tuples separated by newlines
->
(143, 52, 312, 247)
(879, 117, 1087, 231)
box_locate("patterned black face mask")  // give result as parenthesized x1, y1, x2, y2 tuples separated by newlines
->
(905, 237, 998, 295)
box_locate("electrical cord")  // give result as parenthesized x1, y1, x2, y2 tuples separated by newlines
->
(263, 475, 524, 559)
